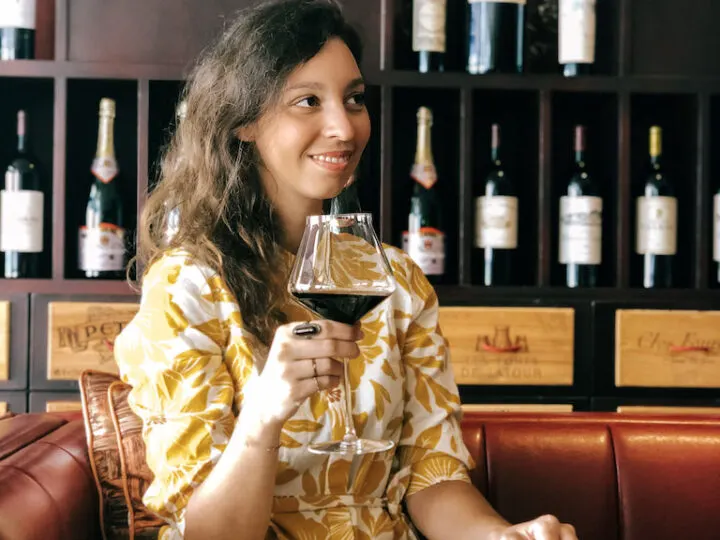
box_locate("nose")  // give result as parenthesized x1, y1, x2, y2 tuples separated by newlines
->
(322, 102, 355, 141)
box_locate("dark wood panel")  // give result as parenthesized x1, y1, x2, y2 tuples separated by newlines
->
(0, 391, 27, 414)
(29, 391, 81, 413)
(66, 0, 381, 76)
(630, 0, 720, 76)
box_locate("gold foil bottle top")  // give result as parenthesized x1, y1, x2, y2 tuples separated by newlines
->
(649, 125, 662, 157)
(416, 106, 433, 126)
(176, 100, 187, 121)
(99, 98, 116, 118)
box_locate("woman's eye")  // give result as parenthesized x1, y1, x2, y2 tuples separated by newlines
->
(296, 96, 320, 108)
(348, 92, 366, 106)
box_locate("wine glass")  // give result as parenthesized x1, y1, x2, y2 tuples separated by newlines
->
(288, 212, 396, 455)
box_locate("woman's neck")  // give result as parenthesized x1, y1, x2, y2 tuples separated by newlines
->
(274, 196, 323, 254)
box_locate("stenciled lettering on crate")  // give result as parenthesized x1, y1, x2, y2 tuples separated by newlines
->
(0, 302, 9, 382)
(47, 302, 139, 381)
(616, 309, 720, 388)
(439, 307, 575, 386)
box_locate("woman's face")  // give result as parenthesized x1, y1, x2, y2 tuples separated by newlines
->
(246, 37, 370, 206)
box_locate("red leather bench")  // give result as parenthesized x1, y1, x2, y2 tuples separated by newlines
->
(1, 411, 719, 539)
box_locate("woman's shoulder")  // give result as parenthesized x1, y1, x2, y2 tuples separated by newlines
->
(380, 243, 431, 296)
(141, 248, 228, 302)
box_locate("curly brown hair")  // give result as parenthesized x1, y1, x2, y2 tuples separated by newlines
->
(133, 0, 363, 345)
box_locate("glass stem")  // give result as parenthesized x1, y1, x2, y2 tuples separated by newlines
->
(342, 357, 358, 443)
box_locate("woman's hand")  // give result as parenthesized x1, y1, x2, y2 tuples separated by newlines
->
(490, 514, 578, 540)
(246, 320, 362, 428)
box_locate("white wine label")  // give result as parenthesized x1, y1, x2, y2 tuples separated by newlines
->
(714, 194, 720, 262)
(79, 225, 125, 271)
(407, 228, 445, 275)
(475, 196, 518, 249)
(468, 0, 526, 4)
(411, 163, 438, 190)
(636, 196, 677, 255)
(0, 189, 43, 253)
(559, 0, 596, 64)
(91, 157, 119, 184)
(0, 0, 36, 29)
(412, 0, 447, 53)
(559, 196, 602, 264)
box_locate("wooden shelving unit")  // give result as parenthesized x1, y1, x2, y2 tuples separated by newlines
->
(1, 0, 720, 413)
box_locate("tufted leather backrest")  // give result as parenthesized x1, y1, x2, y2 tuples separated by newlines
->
(1, 412, 720, 540)
(461, 412, 720, 540)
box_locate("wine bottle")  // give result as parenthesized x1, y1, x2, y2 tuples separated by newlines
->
(79, 98, 125, 279)
(636, 126, 676, 289)
(559, 125, 601, 287)
(1, 110, 43, 278)
(475, 124, 517, 286)
(558, 0, 596, 77)
(0, 0, 35, 60)
(408, 106, 445, 283)
(467, 0, 525, 75)
(413, 0, 447, 73)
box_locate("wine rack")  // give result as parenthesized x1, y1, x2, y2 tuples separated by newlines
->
(1, 0, 720, 414)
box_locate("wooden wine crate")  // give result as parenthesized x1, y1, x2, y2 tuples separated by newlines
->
(615, 309, 720, 388)
(0, 302, 9, 381)
(0, 402, 6, 416)
(440, 307, 575, 386)
(46, 301, 139, 381)
(45, 399, 83, 413)
(617, 405, 720, 414)
(462, 403, 574, 413)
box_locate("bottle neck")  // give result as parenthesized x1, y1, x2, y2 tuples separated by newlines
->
(491, 145, 500, 163)
(650, 154, 662, 167)
(414, 121, 433, 166)
(575, 150, 585, 165)
(17, 134, 26, 154)
(96, 115, 116, 159)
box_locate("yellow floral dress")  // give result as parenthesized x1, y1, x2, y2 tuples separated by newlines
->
(114, 243, 474, 540)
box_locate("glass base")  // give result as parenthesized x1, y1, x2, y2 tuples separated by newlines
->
(308, 438, 394, 456)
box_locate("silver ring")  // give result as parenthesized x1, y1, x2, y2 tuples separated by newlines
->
(292, 322, 321, 339)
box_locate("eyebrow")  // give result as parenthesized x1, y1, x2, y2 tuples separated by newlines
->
(284, 77, 365, 93)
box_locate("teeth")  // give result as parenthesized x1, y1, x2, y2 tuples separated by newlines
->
(312, 154, 349, 164)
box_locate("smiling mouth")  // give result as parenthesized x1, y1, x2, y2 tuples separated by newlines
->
(310, 151, 352, 165)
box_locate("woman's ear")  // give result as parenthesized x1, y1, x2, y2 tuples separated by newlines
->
(235, 124, 256, 142)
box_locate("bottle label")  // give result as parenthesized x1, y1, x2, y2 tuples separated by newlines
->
(407, 227, 445, 275)
(79, 224, 125, 271)
(0, 190, 43, 253)
(559, 0, 596, 64)
(714, 194, 720, 262)
(636, 196, 677, 255)
(0, 0, 36, 29)
(91, 157, 119, 184)
(412, 0, 447, 53)
(559, 196, 602, 264)
(475, 196, 518, 249)
(411, 163, 438, 190)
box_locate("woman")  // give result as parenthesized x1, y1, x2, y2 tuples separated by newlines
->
(115, 1, 577, 539)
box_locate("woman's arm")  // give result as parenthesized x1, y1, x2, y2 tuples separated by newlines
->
(184, 405, 283, 540)
(406, 480, 508, 539)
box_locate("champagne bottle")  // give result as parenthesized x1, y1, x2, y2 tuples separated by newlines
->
(412, 0, 447, 73)
(636, 126, 676, 288)
(475, 124, 517, 286)
(408, 107, 445, 283)
(1, 110, 43, 278)
(0, 0, 35, 60)
(79, 98, 125, 279)
(467, 0, 526, 75)
(558, 0, 596, 76)
(559, 125, 601, 287)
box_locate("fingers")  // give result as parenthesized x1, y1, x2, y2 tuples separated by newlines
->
(291, 338, 361, 360)
(298, 374, 341, 396)
(288, 358, 344, 381)
(560, 524, 578, 540)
